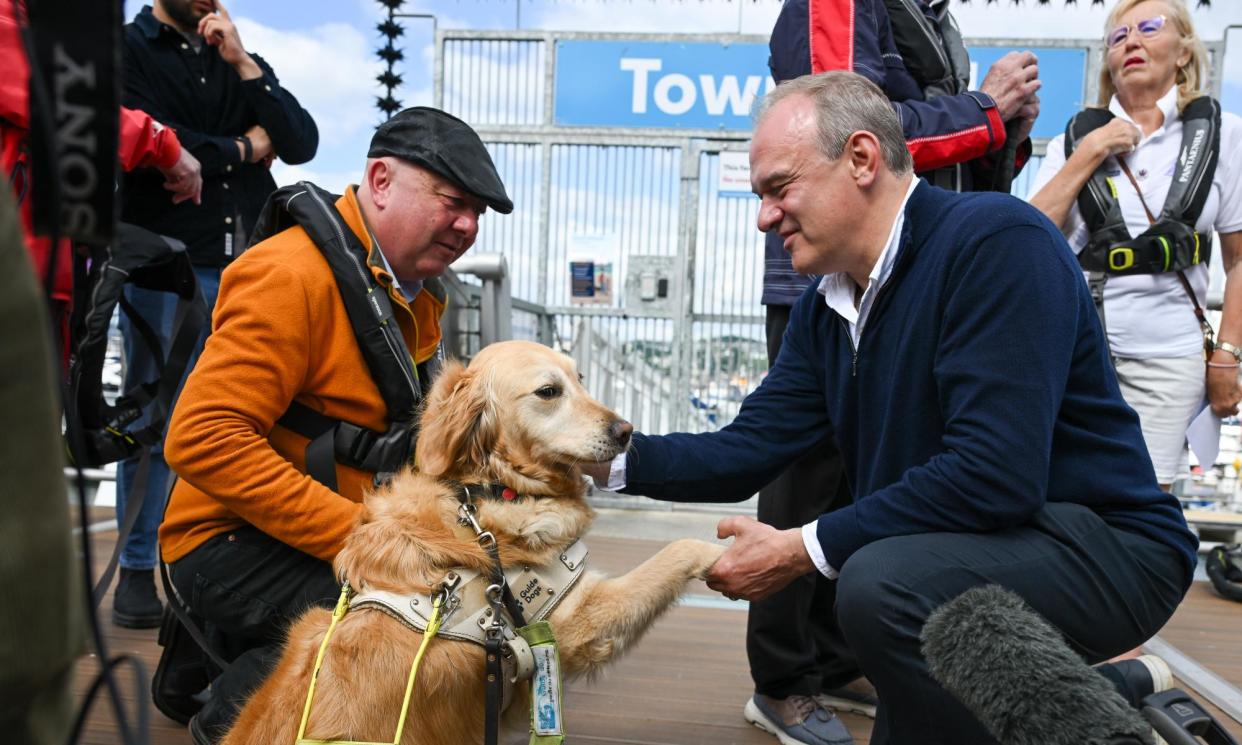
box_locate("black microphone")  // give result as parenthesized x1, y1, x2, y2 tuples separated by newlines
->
(920, 584, 1154, 745)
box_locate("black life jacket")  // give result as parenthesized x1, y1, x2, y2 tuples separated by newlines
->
(1207, 543, 1242, 603)
(884, 0, 973, 191)
(884, 0, 970, 100)
(248, 181, 442, 491)
(65, 223, 208, 467)
(1065, 96, 1220, 276)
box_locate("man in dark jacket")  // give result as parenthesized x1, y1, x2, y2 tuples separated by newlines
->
(591, 71, 1195, 745)
(749, 3, 1042, 740)
(111, 0, 317, 628)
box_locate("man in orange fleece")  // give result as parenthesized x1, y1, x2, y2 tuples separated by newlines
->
(154, 108, 512, 744)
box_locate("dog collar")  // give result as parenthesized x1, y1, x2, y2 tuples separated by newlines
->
(458, 481, 524, 502)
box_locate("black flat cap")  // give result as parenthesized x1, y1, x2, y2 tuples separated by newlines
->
(368, 107, 513, 214)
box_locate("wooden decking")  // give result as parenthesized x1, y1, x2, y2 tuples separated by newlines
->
(76, 519, 1242, 745)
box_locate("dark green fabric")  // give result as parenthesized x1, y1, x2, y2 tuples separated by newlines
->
(0, 179, 84, 744)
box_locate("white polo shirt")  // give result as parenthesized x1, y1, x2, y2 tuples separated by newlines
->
(1031, 87, 1242, 359)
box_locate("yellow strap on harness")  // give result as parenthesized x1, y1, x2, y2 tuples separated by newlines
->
(295, 582, 444, 745)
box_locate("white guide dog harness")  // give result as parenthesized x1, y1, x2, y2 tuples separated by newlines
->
(348, 539, 589, 710)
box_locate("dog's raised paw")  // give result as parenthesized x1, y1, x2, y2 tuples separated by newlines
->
(586, 637, 616, 666)
(697, 542, 726, 579)
(665, 538, 726, 578)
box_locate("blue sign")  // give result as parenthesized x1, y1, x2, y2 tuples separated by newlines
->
(553, 39, 1087, 141)
(555, 40, 773, 130)
(967, 46, 1088, 141)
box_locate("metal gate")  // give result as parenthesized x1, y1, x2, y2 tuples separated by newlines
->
(437, 30, 770, 435)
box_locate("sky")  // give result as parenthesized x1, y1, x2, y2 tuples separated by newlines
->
(121, 0, 1242, 194)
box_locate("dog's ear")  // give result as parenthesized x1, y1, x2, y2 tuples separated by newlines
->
(416, 360, 495, 476)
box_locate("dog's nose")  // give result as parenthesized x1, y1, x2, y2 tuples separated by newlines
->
(610, 419, 633, 447)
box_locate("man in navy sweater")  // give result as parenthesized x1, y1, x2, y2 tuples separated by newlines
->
(750, 5, 1040, 741)
(591, 71, 1195, 745)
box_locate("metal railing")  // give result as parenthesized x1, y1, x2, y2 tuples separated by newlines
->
(441, 254, 555, 359)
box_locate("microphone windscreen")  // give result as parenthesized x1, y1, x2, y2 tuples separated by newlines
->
(920, 584, 1153, 745)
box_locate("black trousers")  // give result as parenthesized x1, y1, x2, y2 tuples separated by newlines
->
(170, 527, 338, 736)
(837, 502, 1189, 745)
(746, 304, 861, 697)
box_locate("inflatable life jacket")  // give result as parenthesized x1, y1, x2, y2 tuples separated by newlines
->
(1065, 97, 1220, 277)
(65, 223, 208, 467)
(1207, 543, 1242, 603)
(884, 0, 973, 190)
(884, 0, 970, 100)
(248, 181, 442, 491)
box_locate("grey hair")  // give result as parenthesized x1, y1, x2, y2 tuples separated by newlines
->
(755, 71, 913, 175)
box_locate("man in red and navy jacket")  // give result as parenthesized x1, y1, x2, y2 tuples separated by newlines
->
(747, 1, 1042, 742)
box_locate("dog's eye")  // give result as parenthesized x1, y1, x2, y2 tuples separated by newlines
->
(534, 385, 562, 400)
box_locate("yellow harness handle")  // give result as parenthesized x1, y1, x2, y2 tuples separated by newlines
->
(295, 582, 444, 745)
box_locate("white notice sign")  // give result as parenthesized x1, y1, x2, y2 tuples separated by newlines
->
(717, 151, 752, 197)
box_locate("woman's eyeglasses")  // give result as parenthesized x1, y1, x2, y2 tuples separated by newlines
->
(1107, 15, 1168, 48)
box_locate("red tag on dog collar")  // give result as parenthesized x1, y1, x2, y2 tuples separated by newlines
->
(502, 488, 518, 501)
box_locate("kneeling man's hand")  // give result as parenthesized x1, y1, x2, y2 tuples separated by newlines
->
(706, 516, 815, 602)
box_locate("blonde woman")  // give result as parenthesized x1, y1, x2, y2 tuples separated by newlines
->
(1030, 0, 1242, 489)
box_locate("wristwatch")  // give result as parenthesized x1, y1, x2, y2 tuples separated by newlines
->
(235, 135, 253, 163)
(1216, 340, 1242, 363)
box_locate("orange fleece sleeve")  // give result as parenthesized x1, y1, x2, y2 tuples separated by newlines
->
(164, 257, 361, 561)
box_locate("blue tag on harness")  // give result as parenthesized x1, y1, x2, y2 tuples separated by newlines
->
(518, 621, 564, 744)
(532, 645, 562, 736)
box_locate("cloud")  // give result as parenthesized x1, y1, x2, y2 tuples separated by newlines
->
(232, 15, 437, 175)
(234, 18, 388, 154)
(1223, 41, 1242, 97)
(1224, 82, 1242, 119)
(529, 0, 779, 34)
(270, 162, 362, 195)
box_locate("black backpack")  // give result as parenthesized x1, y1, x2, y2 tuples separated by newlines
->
(65, 222, 208, 467)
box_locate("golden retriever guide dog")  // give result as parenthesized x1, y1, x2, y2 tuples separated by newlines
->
(221, 340, 724, 745)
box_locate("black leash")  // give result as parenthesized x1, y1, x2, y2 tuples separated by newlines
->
(90, 448, 153, 606)
(454, 483, 528, 745)
(483, 605, 504, 745)
(457, 484, 528, 626)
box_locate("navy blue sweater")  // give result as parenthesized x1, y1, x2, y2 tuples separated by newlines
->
(627, 182, 1198, 578)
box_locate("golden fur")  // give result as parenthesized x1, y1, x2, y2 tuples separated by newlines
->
(222, 340, 724, 745)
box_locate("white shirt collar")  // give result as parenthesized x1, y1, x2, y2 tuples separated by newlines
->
(1108, 85, 1179, 141)
(816, 176, 919, 339)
